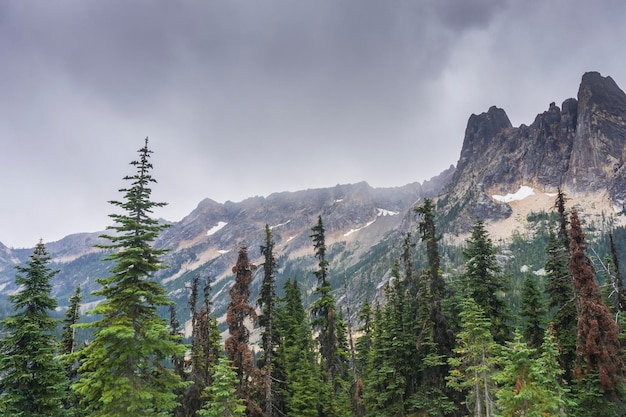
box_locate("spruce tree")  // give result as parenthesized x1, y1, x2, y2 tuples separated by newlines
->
(225, 245, 262, 417)
(72, 138, 186, 416)
(0, 241, 68, 416)
(61, 284, 82, 356)
(362, 264, 417, 416)
(519, 273, 547, 349)
(545, 227, 577, 383)
(495, 329, 568, 416)
(461, 219, 510, 343)
(310, 216, 349, 400)
(198, 358, 246, 417)
(569, 210, 625, 405)
(447, 297, 497, 417)
(60, 284, 84, 416)
(258, 224, 278, 417)
(274, 278, 324, 416)
(175, 274, 222, 416)
(414, 199, 456, 416)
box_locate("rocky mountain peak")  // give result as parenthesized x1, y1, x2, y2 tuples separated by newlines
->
(439, 71, 626, 233)
(565, 72, 626, 200)
(457, 106, 512, 173)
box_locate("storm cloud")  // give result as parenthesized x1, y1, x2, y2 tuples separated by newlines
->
(1, 0, 625, 247)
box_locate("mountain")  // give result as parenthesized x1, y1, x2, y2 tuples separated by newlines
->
(0, 71, 624, 323)
(438, 71, 626, 234)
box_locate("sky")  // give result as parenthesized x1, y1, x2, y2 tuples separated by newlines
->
(1, 0, 626, 248)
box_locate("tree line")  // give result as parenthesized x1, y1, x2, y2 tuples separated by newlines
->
(1, 139, 625, 416)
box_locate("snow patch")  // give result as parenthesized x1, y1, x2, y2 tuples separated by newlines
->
(534, 268, 546, 276)
(377, 208, 399, 216)
(270, 220, 291, 229)
(492, 186, 534, 203)
(217, 249, 230, 254)
(334, 199, 344, 203)
(344, 219, 376, 237)
(207, 221, 228, 236)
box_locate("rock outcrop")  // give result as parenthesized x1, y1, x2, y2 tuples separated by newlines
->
(439, 71, 626, 232)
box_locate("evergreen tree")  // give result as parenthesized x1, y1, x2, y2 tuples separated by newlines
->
(545, 227, 577, 383)
(175, 274, 222, 416)
(225, 245, 262, 417)
(461, 219, 510, 343)
(0, 241, 68, 416)
(354, 299, 373, 417)
(495, 329, 568, 416)
(569, 210, 625, 405)
(72, 138, 186, 416)
(60, 284, 85, 416)
(198, 358, 246, 417)
(519, 273, 547, 349)
(447, 297, 497, 417)
(414, 198, 456, 416)
(362, 265, 417, 416)
(274, 278, 324, 417)
(60, 284, 82, 356)
(310, 216, 349, 403)
(258, 224, 278, 417)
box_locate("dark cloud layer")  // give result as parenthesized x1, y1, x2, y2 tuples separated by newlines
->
(1, 0, 625, 247)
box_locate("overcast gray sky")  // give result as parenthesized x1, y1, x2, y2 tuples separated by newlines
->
(1, 0, 625, 248)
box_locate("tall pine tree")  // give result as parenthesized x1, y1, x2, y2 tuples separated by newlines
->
(0, 241, 68, 416)
(72, 138, 186, 416)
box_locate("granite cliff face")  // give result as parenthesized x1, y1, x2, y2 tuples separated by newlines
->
(439, 71, 626, 232)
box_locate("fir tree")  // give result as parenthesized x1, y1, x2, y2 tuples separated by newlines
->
(447, 297, 497, 417)
(545, 227, 577, 383)
(274, 278, 324, 417)
(72, 138, 186, 416)
(414, 198, 456, 416)
(61, 284, 82, 356)
(60, 284, 84, 416)
(362, 265, 417, 416)
(0, 241, 68, 416)
(310, 216, 349, 400)
(569, 210, 625, 404)
(495, 329, 568, 416)
(258, 224, 278, 417)
(225, 245, 262, 417)
(198, 358, 247, 417)
(175, 274, 222, 417)
(519, 273, 547, 349)
(461, 219, 510, 343)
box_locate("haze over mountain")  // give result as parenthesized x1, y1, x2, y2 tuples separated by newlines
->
(0, 71, 625, 323)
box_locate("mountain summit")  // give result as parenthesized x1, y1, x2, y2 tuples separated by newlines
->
(438, 71, 626, 232)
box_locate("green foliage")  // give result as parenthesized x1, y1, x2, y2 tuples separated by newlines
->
(519, 274, 547, 348)
(72, 139, 186, 416)
(310, 216, 350, 404)
(462, 219, 510, 343)
(0, 242, 68, 417)
(258, 224, 278, 416)
(495, 329, 567, 416)
(447, 297, 498, 417)
(198, 359, 246, 417)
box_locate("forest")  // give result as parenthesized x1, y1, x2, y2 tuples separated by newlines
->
(1, 140, 626, 417)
